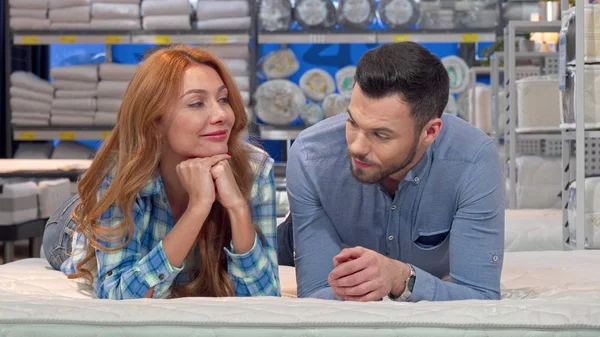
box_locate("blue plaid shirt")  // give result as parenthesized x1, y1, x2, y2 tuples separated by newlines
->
(62, 146, 280, 299)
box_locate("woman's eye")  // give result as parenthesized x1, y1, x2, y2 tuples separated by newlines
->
(188, 101, 205, 108)
(219, 97, 230, 104)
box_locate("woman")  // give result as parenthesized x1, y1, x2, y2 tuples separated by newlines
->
(42, 45, 280, 299)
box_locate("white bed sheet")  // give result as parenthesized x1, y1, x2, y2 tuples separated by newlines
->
(0, 251, 599, 336)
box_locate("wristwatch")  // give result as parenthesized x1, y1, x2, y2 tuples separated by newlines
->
(389, 264, 416, 301)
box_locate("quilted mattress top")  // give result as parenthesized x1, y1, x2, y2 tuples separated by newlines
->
(1, 250, 600, 334)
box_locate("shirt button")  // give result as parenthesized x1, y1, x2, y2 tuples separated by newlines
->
(492, 255, 499, 262)
(388, 235, 394, 241)
(107, 270, 113, 276)
(158, 273, 165, 280)
(390, 205, 397, 210)
(414, 176, 420, 183)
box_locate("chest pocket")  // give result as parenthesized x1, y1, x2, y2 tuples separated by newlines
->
(411, 218, 451, 251)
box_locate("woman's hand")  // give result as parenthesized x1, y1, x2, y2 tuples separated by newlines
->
(176, 154, 230, 212)
(211, 157, 247, 211)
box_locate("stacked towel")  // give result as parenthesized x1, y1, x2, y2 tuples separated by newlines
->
(50, 64, 98, 126)
(9, 0, 50, 30)
(48, 0, 91, 30)
(95, 63, 138, 126)
(10, 72, 54, 126)
(142, 0, 193, 30)
(195, 0, 251, 31)
(91, 0, 141, 30)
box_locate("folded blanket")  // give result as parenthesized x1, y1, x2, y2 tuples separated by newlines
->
(50, 22, 91, 30)
(222, 59, 248, 76)
(55, 89, 96, 98)
(10, 8, 47, 18)
(196, 1, 248, 20)
(94, 112, 118, 125)
(194, 16, 251, 30)
(11, 72, 54, 95)
(53, 79, 97, 90)
(96, 81, 128, 98)
(201, 44, 250, 60)
(52, 98, 97, 111)
(51, 115, 95, 126)
(48, 0, 90, 9)
(143, 15, 191, 30)
(90, 19, 141, 30)
(11, 98, 51, 113)
(10, 86, 54, 104)
(92, 3, 140, 19)
(49, 6, 91, 22)
(9, 0, 48, 9)
(142, 0, 192, 16)
(50, 64, 98, 83)
(51, 109, 95, 117)
(99, 63, 138, 81)
(97, 98, 123, 111)
(234, 76, 249, 91)
(10, 17, 51, 30)
(12, 112, 51, 120)
(11, 118, 49, 126)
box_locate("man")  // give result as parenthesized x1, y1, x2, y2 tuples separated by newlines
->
(285, 42, 505, 302)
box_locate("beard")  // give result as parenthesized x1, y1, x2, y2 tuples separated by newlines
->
(349, 136, 420, 184)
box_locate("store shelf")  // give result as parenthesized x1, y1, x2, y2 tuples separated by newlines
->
(259, 31, 377, 44)
(378, 31, 495, 43)
(259, 30, 496, 44)
(561, 128, 600, 140)
(258, 125, 305, 140)
(13, 127, 112, 141)
(13, 31, 250, 45)
(508, 20, 562, 33)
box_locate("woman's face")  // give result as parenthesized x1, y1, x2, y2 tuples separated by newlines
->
(160, 64, 235, 159)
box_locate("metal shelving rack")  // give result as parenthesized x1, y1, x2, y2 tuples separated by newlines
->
(559, 0, 598, 250)
(503, 20, 562, 209)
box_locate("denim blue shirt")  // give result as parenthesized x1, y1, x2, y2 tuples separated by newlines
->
(286, 113, 505, 302)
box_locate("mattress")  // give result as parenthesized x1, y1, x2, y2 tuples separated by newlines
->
(516, 76, 561, 129)
(0, 180, 39, 226)
(1, 251, 600, 336)
(562, 5, 600, 63)
(504, 209, 563, 252)
(37, 179, 72, 219)
(567, 178, 600, 249)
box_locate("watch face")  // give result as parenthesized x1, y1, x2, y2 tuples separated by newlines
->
(407, 275, 416, 291)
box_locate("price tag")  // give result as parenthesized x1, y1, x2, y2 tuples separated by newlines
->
(212, 35, 230, 44)
(392, 34, 411, 43)
(102, 131, 112, 139)
(59, 131, 77, 140)
(105, 35, 123, 44)
(154, 35, 171, 44)
(60, 36, 78, 43)
(461, 33, 479, 43)
(21, 36, 39, 45)
(18, 131, 36, 140)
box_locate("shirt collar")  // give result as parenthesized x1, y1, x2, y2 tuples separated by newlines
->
(403, 145, 432, 186)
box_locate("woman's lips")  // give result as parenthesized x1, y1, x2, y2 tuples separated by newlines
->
(201, 130, 228, 141)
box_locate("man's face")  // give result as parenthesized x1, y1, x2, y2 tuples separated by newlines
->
(345, 85, 422, 184)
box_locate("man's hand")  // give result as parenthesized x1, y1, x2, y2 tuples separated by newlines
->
(328, 246, 410, 302)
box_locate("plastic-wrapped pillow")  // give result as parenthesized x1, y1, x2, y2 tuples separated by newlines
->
(259, 0, 293, 31)
(294, 0, 337, 29)
(322, 93, 351, 118)
(255, 80, 305, 126)
(300, 103, 325, 126)
(335, 65, 356, 98)
(338, 0, 376, 29)
(261, 49, 300, 79)
(299, 68, 336, 102)
(441, 55, 470, 94)
(378, 0, 420, 28)
(444, 94, 458, 115)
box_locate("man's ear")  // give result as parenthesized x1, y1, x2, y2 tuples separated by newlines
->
(422, 118, 443, 146)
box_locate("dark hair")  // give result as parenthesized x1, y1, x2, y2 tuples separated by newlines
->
(355, 42, 449, 131)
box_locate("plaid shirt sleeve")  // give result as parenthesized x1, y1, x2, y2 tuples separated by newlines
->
(83, 178, 183, 300)
(224, 152, 281, 296)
